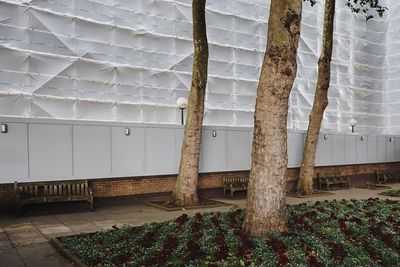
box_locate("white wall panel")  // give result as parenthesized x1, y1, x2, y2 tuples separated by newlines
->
(287, 132, 304, 168)
(175, 129, 184, 171)
(386, 136, 395, 162)
(0, 123, 28, 180)
(226, 130, 251, 170)
(316, 134, 332, 166)
(73, 125, 112, 178)
(112, 127, 146, 176)
(332, 135, 345, 165)
(146, 128, 177, 175)
(356, 136, 368, 164)
(199, 129, 227, 172)
(367, 136, 377, 163)
(376, 136, 386, 162)
(344, 135, 357, 164)
(395, 137, 400, 161)
(28, 124, 73, 179)
(0, 119, 399, 183)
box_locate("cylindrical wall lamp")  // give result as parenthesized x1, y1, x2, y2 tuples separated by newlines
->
(0, 123, 7, 133)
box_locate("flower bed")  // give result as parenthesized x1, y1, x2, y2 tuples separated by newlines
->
(58, 199, 400, 266)
(380, 189, 400, 197)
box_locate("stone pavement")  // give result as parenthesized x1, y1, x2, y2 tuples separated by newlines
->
(0, 184, 399, 267)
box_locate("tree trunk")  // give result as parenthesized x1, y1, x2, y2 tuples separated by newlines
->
(297, 0, 335, 196)
(243, 0, 302, 235)
(170, 0, 208, 206)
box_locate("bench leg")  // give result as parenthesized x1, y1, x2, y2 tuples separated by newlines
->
(88, 189, 94, 211)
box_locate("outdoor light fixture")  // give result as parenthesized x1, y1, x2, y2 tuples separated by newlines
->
(125, 128, 130, 136)
(324, 134, 328, 140)
(0, 123, 7, 133)
(212, 130, 217, 137)
(349, 119, 357, 133)
(389, 137, 393, 142)
(176, 97, 188, 125)
(361, 136, 364, 141)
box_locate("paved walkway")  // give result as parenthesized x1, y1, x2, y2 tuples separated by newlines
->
(1, 184, 399, 267)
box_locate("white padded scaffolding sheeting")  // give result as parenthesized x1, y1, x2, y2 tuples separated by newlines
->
(291, 0, 392, 135)
(0, 0, 396, 134)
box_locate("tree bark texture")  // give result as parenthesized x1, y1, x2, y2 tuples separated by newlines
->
(170, 0, 208, 206)
(243, 0, 302, 235)
(297, 0, 335, 196)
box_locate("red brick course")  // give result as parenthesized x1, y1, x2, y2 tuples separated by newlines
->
(1, 162, 399, 209)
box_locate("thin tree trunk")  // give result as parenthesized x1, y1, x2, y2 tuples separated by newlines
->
(243, 0, 302, 235)
(297, 0, 335, 196)
(170, 0, 208, 206)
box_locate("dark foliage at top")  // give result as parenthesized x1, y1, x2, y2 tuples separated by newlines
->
(305, 0, 387, 20)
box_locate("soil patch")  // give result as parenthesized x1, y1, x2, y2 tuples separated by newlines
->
(145, 197, 230, 211)
(286, 190, 335, 198)
(358, 183, 392, 190)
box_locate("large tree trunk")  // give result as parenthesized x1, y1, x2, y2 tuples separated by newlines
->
(170, 0, 208, 206)
(297, 0, 335, 196)
(243, 0, 302, 235)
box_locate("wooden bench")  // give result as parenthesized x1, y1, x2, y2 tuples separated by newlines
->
(318, 172, 350, 191)
(376, 170, 400, 184)
(223, 177, 249, 198)
(14, 180, 94, 216)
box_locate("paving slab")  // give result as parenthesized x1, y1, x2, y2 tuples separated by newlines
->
(0, 246, 25, 267)
(36, 224, 75, 239)
(31, 216, 62, 227)
(0, 216, 32, 228)
(67, 222, 100, 234)
(5, 223, 47, 246)
(15, 242, 71, 267)
(93, 220, 125, 230)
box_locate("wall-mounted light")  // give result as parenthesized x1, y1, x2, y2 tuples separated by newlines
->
(212, 130, 217, 138)
(323, 134, 328, 140)
(176, 97, 188, 125)
(1, 123, 7, 133)
(360, 136, 364, 141)
(125, 128, 130, 136)
(349, 119, 357, 133)
(389, 137, 393, 142)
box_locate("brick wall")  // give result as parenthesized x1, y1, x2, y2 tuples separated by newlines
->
(1, 162, 399, 209)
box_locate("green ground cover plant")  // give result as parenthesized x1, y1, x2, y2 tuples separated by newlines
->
(380, 189, 400, 197)
(59, 198, 400, 266)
